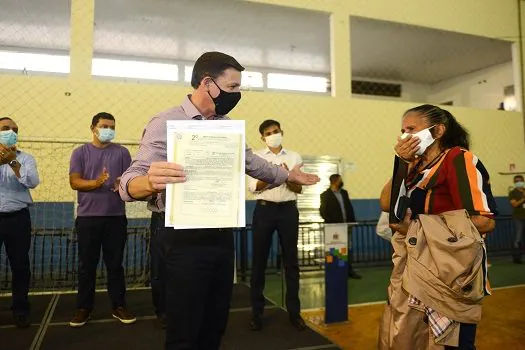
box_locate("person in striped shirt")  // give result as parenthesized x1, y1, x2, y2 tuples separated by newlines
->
(383, 104, 497, 349)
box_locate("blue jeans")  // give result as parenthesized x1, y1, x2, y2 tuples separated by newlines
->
(514, 219, 525, 247)
(513, 218, 525, 262)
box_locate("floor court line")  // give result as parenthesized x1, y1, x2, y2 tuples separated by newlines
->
(46, 306, 274, 327)
(30, 294, 59, 350)
(47, 315, 157, 327)
(490, 283, 525, 291)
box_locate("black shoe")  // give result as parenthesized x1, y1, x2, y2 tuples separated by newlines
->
(290, 316, 307, 331)
(112, 306, 137, 325)
(349, 270, 362, 279)
(154, 314, 167, 329)
(70, 309, 91, 328)
(13, 313, 30, 329)
(250, 316, 262, 331)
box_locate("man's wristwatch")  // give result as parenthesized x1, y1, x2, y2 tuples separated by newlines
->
(8, 160, 19, 168)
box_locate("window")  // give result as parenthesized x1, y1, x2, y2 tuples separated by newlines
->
(352, 80, 402, 97)
(92, 58, 178, 81)
(0, 51, 70, 74)
(503, 85, 517, 111)
(241, 71, 263, 89)
(184, 65, 193, 83)
(267, 73, 328, 93)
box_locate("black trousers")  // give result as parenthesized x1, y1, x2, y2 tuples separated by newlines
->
(0, 208, 31, 315)
(347, 226, 356, 273)
(250, 200, 300, 318)
(162, 227, 234, 350)
(445, 323, 477, 349)
(150, 212, 166, 317)
(75, 216, 128, 310)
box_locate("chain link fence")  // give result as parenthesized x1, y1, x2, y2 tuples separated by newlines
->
(0, 0, 524, 294)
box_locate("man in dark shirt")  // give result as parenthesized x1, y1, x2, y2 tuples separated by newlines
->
(509, 175, 525, 264)
(320, 174, 361, 279)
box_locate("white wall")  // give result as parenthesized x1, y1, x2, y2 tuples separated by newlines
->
(428, 62, 516, 111)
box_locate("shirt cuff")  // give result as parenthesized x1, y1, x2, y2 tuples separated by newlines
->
(18, 164, 28, 183)
(119, 173, 137, 202)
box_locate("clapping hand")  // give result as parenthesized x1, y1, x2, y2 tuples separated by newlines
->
(96, 167, 110, 188)
(112, 176, 121, 192)
(0, 144, 16, 165)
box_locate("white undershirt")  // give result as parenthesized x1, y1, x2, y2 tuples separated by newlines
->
(247, 147, 302, 202)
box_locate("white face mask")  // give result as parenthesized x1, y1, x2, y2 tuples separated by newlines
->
(401, 125, 435, 156)
(265, 133, 282, 148)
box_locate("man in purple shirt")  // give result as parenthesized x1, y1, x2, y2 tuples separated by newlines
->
(69, 112, 135, 328)
(119, 52, 319, 350)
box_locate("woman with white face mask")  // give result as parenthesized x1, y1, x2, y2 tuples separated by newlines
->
(378, 105, 498, 350)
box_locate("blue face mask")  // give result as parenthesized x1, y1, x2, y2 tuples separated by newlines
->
(0, 130, 18, 147)
(515, 181, 525, 188)
(97, 128, 115, 143)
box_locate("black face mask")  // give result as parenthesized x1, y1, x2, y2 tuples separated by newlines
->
(209, 79, 241, 116)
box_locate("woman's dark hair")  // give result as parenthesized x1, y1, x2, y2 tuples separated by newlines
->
(404, 104, 470, 150)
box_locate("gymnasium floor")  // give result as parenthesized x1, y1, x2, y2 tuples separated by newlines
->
(1, 258, 523, 350)
(265, 257, 525, 309)
(295, 258, 525, 350)
(0, 285, 339, 350)
(303, 285, 525, 350)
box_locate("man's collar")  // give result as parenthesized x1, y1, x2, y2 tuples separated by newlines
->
(181, 94, 228, 120)
(181, 95, 203, 119)
(264, 147, 287, 155)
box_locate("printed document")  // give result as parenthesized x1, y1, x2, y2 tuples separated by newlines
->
(165, 120, 245, 229)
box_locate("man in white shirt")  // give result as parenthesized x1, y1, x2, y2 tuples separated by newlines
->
(248, 119, 306, 332)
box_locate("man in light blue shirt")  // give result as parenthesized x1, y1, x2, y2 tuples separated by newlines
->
(0, 116, 40, 328)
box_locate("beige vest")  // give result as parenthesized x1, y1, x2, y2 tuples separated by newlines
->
(378, 210, 488, 349)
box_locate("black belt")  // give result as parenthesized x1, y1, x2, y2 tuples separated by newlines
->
(0, 207, 28, 218)
(256, 200, 296, 206)
(151, 211, 163, 219)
